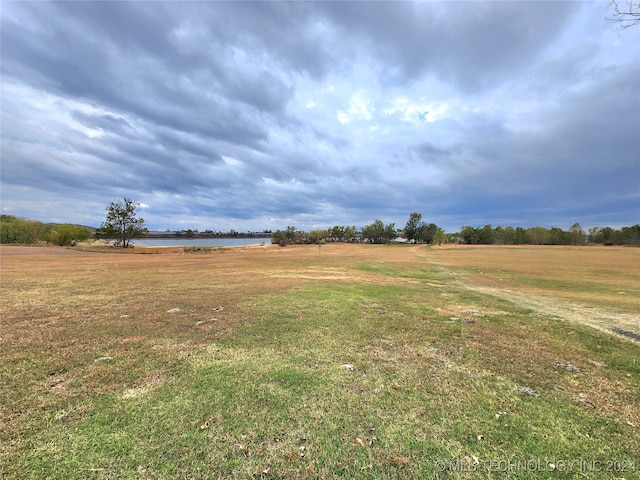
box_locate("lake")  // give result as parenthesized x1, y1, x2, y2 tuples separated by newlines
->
(132, 237, 270, 247)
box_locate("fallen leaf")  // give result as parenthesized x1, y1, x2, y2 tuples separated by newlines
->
(391, 457, 407, 466)
(200, 416, 217, 429)
(353, 437, 364, 447)
(288, 451, 301, 461)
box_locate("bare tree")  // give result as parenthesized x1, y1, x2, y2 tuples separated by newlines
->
(606, 0, 640, 29)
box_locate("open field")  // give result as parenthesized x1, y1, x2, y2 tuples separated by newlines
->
(1, 244, 639, 479)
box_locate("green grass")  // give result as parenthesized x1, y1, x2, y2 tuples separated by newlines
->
(5, 280, 639, 478)
(2, 245, 638, 479)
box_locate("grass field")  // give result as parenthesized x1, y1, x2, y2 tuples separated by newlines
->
(1, 243, 639, 479)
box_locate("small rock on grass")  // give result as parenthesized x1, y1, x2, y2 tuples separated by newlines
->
(517, 386, 540, 398)
(340, 364, 355, 371)
(94, 356, 113, 362)
(167, 308, 181, 313)
(554, 361, 581, 373)
(195, 318, 217, 326)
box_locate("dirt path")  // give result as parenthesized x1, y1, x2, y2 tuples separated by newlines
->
(413, 246, 640, 342)
(456, 281, 639, 340)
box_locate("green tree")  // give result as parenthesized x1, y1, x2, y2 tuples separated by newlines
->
(404, 212, 425, 243)
(271, 230, 288, 246)
(420, 223, 439, 244)
(493, 226, 515, 245)
(97, 198, 147, 248)
(330, 225, 346, 242)
(548, 227, 570, 245)
(460, 226, 478, 244)
(526, 227, 548, 245)
(569, 223, 585, 245)
(384, 222, 397, 243)
(344, 226, 357, 243)
(514, 227, 527, 245)
(477, 224, 495, 244)
(591, 227, 612, 244)
(44, 224, 92, 246)
(362, 220, 384, 244)
(433, 228, 446, 245)
(621, 224, 640, 245)
(307, 229, 327, 244)
(0, 215, 45, 244)
(362, 220, 396, 244)
(285, 226, 299, 244)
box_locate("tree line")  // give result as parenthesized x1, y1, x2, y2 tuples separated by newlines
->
(0, 215, 93, 246)
(272, 214, 639, 246)
(454, 223, 640, 246)
(2, 203, 639, 247)
(0, 199, 147, 247)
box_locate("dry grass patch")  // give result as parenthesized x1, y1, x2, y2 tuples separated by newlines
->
(423, 245, 640, 339)
(1, 244, 638, 478)
(426, 245, 639, 303)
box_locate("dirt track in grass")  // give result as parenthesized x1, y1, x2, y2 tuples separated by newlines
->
(416, 244, 640, 341)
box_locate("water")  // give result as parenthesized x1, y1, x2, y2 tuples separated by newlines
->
(132, 237, 270, 247)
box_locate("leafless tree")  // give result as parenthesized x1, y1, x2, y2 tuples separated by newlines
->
(606, 0, 640, 29)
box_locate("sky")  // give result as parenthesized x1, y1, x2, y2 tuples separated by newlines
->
(1, 1, 639, 233)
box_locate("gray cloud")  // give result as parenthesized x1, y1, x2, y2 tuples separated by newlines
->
(315, 1, 575, 90)
(1, 1, 638, 232)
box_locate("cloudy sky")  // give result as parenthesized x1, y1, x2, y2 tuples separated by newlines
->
(2, 1, 638, 233)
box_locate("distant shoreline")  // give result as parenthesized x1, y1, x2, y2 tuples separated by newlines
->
(138, 232, 272, 240)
